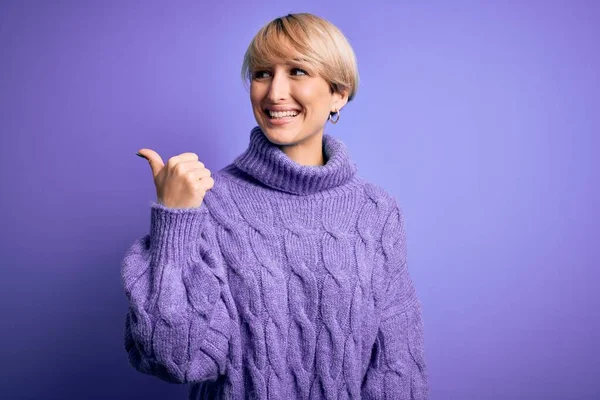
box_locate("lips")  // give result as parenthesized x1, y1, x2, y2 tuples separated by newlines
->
(263, 109, 301, 119)
(263, 106, 301, 113)
(263, 111, 299, 126)
(264, 108, 299, 113)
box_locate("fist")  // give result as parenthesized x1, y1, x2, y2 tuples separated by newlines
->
(137, 149, 214, 209)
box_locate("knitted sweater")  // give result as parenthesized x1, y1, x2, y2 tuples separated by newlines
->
(121, 126, 429, 399)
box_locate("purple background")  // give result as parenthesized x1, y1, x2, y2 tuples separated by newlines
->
(1, 1, 598, 399)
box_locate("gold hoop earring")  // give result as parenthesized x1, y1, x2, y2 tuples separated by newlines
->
(328, 108, 340, 124)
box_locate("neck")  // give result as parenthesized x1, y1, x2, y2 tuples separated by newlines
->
(232, 126, 357, 196)
(278, 131, 325, 166)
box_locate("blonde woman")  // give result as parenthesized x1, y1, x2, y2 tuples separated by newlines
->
(123, 12, 428, 399)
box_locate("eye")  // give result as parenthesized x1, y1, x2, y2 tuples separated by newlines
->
(291, 68, 308, 76)
(252, 67, 308, 80)
(253, 70, 270, 79)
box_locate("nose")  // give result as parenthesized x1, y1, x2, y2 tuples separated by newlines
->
(266, 71, 290, 102)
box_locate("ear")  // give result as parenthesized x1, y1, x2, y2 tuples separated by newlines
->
(331, 89, 349, 113)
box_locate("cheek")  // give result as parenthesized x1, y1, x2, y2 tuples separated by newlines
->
(295, 86, 330, 116)
(249, 89, 258, 105)
(294, 85, 315, 103)
(250, 83, 263, 104)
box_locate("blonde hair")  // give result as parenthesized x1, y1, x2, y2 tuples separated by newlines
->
(241, 13, 359, 102)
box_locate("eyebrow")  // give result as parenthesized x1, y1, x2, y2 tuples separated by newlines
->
(254, 58, 310, 70)
(287, 57, 310, 65)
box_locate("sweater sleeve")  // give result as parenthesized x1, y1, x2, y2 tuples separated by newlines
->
(120, 201, 235, 384)
(361, 204, 429, 399)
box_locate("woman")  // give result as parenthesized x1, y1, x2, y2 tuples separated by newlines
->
(123, 13, 428, 399)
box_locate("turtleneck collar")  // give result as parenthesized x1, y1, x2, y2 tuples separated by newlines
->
(232, 126, 358, 196)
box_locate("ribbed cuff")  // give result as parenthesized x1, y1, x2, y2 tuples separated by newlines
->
(149, 201, 206, 265)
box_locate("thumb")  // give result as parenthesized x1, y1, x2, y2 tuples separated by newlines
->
(136, 148, 164, 179)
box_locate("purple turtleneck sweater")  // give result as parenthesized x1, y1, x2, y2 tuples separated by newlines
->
(121, 126, 429, 399)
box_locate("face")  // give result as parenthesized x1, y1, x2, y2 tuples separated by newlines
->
(250, 61, 347, 146)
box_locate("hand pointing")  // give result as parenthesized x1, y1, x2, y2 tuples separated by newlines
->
(136, 149, 214, 209)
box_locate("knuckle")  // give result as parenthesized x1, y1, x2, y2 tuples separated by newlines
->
(173, 162, 185, 175)
(185, 173, 197, 184)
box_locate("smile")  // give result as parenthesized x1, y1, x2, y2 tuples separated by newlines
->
(264, 109, 300, 119)
(263, 109, 300, 126)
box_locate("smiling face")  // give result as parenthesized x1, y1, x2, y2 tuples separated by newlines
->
(250, 60, 348, 146)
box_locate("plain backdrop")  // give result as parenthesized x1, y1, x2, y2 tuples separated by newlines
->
(1, 1, 598, 399)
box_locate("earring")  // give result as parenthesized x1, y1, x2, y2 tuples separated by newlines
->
(328, 108, 340, 124)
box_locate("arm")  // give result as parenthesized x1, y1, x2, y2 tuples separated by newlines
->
(361, 204, 429, 399)
(120, 202, 235, 384)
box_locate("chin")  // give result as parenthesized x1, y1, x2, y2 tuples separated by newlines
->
(259, 124, 302, 145)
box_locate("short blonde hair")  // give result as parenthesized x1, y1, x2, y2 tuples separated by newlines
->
(241, 13, 359, 102)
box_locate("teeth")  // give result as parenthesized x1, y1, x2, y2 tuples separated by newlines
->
(268, 110, 299, 118)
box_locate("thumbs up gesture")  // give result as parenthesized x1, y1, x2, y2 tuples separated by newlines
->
(137, 149, 214, 209)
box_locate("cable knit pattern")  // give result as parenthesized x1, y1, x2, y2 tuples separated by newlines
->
(121, 126, 429, 399)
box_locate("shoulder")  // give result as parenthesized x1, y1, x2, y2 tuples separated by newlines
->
(356, 181, 409, 272)
(355, 176, 403, 217)
(348, 176, 407, 244)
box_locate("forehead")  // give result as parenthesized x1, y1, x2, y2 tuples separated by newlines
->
(251, 32, 312, 68)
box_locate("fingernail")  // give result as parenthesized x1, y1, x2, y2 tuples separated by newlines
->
(136, 152, 147, 159)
